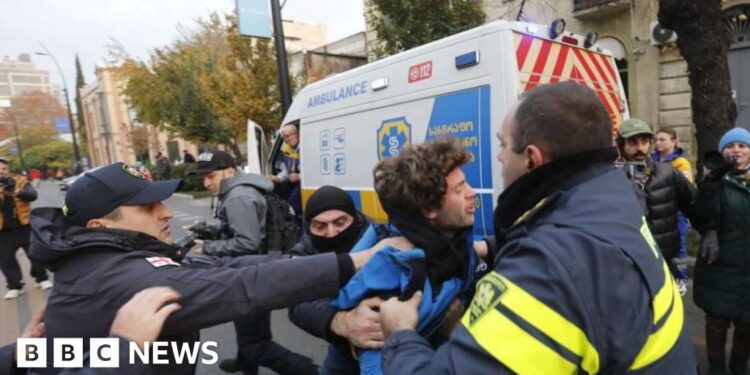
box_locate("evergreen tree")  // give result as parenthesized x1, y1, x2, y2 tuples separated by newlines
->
(74, 54, 89, 160)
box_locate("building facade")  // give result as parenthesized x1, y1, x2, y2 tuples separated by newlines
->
(0, 54, 62, 103)
(80, 67, 198, 167)
(283, 19, 328, 53)
(289, 32, 368, 83)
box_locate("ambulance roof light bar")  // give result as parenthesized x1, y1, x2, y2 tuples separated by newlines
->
(371, 77, 389, 91)
(549, 18, 566, 39)
(584, 31, 599, 48)
(455, 51, 480, 69)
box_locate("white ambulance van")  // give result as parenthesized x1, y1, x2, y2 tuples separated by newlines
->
(269, 20, 629, 239)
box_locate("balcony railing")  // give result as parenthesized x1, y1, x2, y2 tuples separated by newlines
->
(573, 0, 630, 18)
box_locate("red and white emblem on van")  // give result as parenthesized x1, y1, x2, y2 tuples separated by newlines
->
(408, 61, 432, 83)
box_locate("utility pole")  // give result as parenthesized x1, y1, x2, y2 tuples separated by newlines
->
(36, 43, 83, 174)
(270, 0, 292, 116)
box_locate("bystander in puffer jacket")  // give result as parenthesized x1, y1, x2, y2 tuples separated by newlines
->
(639, 159, 696, 263)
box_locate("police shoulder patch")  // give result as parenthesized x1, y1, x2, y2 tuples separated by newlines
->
(467, 271, 506, 326)
(122, 164, 145, 179)
(145, 257, 181, 268)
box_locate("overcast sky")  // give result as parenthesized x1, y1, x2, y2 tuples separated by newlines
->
(0, 0, 365, 95)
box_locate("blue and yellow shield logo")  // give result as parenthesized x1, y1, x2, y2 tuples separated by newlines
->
(377, 117, 412, 160)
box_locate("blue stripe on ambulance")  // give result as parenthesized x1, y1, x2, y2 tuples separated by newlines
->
(425, 85, 494, 239)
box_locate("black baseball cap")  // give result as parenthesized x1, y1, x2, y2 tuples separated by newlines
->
(195, 151, 235, 174)
(63, 162, 182, 226)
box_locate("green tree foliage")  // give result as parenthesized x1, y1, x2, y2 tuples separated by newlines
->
(12, 140, 73, 172)
(110, 13, 286, 162)
(367, 0, 485, 58)
(113, 44, 230, 154)
(19, 125, 60, 150)
(199, 15, 282, 139)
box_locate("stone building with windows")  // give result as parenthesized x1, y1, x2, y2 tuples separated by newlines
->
(0, 54, 62, 103)
(80, 67, 199, 167)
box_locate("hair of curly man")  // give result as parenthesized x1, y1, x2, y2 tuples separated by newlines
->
(373, 138, 470, 217)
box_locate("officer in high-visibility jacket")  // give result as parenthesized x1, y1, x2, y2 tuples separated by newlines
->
(379, 82, 697, 374)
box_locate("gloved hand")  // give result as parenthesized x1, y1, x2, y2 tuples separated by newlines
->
(703, 151, 735, 180)
(699, 230, 720, 264)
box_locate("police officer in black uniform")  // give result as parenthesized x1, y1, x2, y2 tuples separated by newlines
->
(28, 162, 385, 374)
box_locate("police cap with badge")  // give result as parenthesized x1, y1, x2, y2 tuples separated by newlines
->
(63, 162, 182, 226)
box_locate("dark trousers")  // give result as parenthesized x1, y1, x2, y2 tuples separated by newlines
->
(0, 226, 48, 290)
(706, 315, 750, 374)
(234, 311, 317, 375)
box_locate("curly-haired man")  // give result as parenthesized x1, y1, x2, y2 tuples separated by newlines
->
(325, 137, 483, 375)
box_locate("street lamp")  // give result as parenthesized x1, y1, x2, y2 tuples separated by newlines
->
(35, 42, 83, 174)
(0, 99, 26, 171)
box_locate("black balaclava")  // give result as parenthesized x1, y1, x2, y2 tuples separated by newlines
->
(305, 186, 362, 253)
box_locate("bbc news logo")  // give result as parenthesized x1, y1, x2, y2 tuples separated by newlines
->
(16, 338, 218, 368)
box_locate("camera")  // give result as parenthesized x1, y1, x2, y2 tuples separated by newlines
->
(174, 233, 198, 249)
(0, 176, 15, 191)
(187, 219, 220, 240)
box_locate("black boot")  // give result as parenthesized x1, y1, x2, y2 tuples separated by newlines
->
(730, 322, 750, 375)
(265, 355, 319, 375)
(707, 315, 731, 375)
(219, 358, 258, 375)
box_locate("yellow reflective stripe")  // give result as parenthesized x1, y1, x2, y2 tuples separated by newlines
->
(630, 269, 684, 370)
(499, 276, 600, 374)
(640, 217, 660, 259)
(651, 261, 674, 325)
(464, 308, 579, 374)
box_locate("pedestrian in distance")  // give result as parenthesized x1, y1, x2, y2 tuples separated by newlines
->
(0, 157, 52, 299)
(182, 150, 196, 163)
(155, 151, 171, 180)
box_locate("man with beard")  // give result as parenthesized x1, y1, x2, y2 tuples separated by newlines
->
(616, 118, 696, 291)
(287, 185, 374, 374)
(377, 82, 696, 374)
(329, 137, 481, 375)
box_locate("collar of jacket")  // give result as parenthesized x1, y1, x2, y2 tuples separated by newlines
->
(381, 201, 472, 286)
(651, 147, 685, 163)
(494, 147, 618, 236)
(30, 207, 184, 270)
(725, 170, 750, 192)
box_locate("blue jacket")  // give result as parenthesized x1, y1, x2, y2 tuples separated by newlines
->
(381, 165, 696, 374)
(333, 224, 479, 375)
